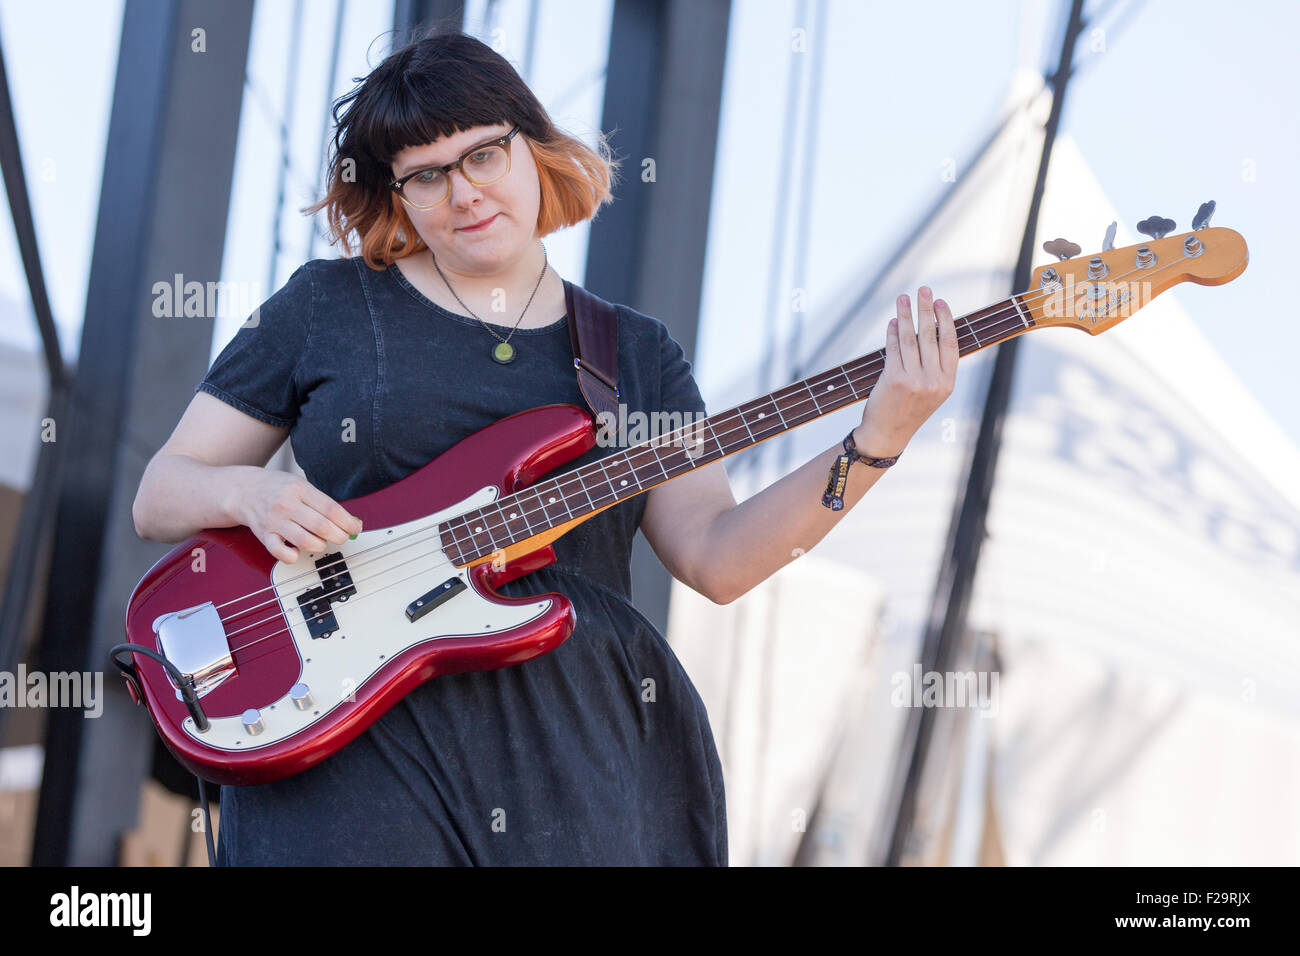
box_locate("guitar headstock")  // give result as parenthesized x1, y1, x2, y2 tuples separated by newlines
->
(1017, 223, 1248, 335)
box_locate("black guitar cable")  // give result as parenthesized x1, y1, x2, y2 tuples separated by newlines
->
(108, 643, 217, 867)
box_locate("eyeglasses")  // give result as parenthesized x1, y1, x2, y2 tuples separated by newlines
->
(389, 126, 521, 210)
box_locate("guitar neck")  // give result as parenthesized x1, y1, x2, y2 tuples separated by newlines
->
(443, 293, 1035, 564)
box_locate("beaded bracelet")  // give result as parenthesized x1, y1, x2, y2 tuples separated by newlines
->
(820, 430, 902, 510)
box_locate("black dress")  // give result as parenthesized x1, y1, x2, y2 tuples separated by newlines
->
(195, 256, 727, 865)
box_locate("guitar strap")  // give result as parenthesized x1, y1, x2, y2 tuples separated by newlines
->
(563, 279, 621, 429)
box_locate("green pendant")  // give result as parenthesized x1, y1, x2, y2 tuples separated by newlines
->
(492, 341, 516, 364)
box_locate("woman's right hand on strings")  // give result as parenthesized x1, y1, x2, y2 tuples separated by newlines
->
(229, 469, 363, 563)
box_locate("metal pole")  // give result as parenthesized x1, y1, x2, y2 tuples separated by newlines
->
(0, 19, 69, 745)
(881, 0, 1088, 867)
(590, 0, 731, 637)
(30, 0, 254, 865)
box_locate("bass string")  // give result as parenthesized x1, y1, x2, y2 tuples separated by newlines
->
(213, 264, 1122, 622)
(210, 339, 899, 628)
(445, 251, 1184, 550)
(220, 338, 911, 643)
(203, 251, 1188, 647)
(219, 251, 1188, 640)
(226, 547, 468, 661)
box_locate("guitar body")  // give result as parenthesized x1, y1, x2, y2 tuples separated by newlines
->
(123, 404, 594, 786)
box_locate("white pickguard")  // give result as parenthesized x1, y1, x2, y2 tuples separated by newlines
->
(182, 485, 551, 751)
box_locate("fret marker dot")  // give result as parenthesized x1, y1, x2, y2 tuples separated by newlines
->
(549, 496, 557, 504)
(758, 412, 765, 419)
(474, 526, 483, 533)
(620, 480, 627, 486)
(509, 512, 518, 519)
(827, 384, 834, 390)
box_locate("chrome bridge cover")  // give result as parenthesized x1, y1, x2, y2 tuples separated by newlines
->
(152, 601, 235, 698)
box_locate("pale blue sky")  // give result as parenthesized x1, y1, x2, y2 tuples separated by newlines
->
(1, 0, 1296, 455)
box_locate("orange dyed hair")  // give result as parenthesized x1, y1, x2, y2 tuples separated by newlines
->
(303, 29, 620, 270)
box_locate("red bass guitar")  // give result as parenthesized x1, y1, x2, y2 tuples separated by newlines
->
(116, 223, 1248, 785)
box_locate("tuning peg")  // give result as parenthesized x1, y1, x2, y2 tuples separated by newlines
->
(1102, 221, 1116, 252)
(1137, 216, 1176, 240)
(1192, 200, 1216, 231)
(1042, 237, 1082, 261)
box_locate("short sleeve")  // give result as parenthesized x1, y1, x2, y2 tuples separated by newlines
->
(656, 319, 708, 417)
(195, 263, 315, 428)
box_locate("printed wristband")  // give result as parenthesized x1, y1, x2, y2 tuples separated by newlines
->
(820, 430, 902, 510)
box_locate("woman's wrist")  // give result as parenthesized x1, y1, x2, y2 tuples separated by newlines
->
(218, 464, 262, 529)
(851, 423, 908, 460)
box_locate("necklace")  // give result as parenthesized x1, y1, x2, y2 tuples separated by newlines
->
(431, 243, 549, 365)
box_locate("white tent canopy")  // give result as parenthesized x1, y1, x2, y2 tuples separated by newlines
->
(666, 70, 1300, 866)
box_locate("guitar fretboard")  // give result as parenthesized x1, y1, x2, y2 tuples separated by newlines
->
(440, 294, 1034, 566)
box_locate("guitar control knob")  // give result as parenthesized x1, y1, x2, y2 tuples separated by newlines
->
(290, 683, 314, 711)
(1087, 257, 1109, 279)
(1135, 246, 1156, 269)
(241, 708, 265, 736)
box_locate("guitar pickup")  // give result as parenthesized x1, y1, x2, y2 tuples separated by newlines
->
(296, 586, 339, 639)
(294, 553, 355, 639)
(315, 553, 356, 602)
(406, 577, 467, 623)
